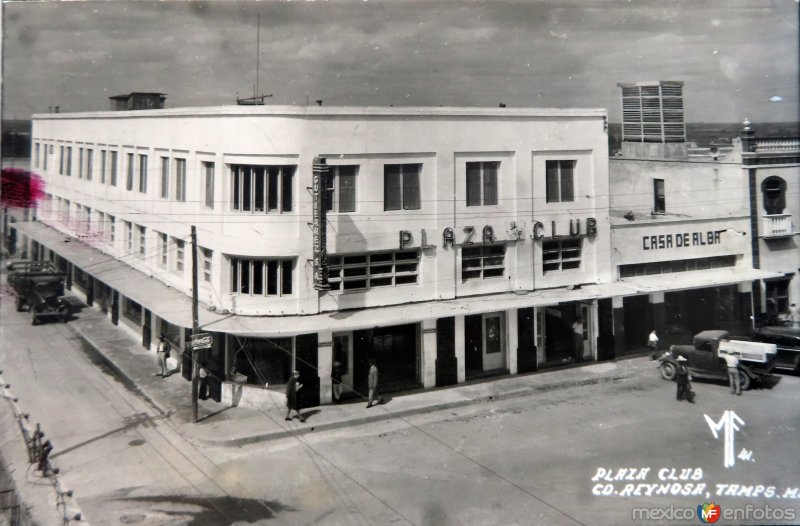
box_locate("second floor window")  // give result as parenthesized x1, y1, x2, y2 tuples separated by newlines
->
(125, 221, 133, 253)
(66, 146, 72, 176)
(466, 161, 499, 206)
(762, 176, 786, 215)
(324, 165, 357, 213)
(545, 160, 575, 203)
(175, 159, 187, 202)
(100, 150, 107, 184)
(462, 244, 505, 280)
(174, 238, 185, 272)
(328, 250, 419, 291)
(138, 154, 148, 193)
(231, 164, 294, 213)
(542, 238, 581, 272)
(654, 179, 665, 214)
(384, 163, 421, 211)
(110, 151, 118, 186)
(126, 153, 135, 191)
(201, 248, 212, 283)
(160, 157, 169, 198)
(137, 225, 146, 258)
(230, 257, 293, 296)
(158, 232, 168, 267)
(203, 162, 215, 209)
(78, 148, 84, 178)
(109, 215, 116, 243)
(86, 149, 93, 181)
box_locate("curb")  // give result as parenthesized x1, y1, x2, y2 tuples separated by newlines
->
(65, 322, 167, 417)
(190, 372, 637, 447)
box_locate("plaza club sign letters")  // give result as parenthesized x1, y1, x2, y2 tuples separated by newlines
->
(399, 217, 598, 249)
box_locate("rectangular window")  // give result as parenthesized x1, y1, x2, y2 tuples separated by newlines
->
(654, 178, 665, 214)
(160, 157, 169, 198)
(59, 146, 65, 174)
(174, 238, 185, 272)
(461, 244, 506, 280)
(203, 162, 215, 208)
(542, 238, 582, 272)
(100, 150, 107, 184)
(175, 159, 187, 202)
(324, 165, 358, 213)
(230, 164, 295, 213)
(78, 148, 84, 178)
(466, 161, 499, 207)
(138, 154, 148, 193)
(96, 211, 105, 239)
(86, 149, 93, 181)
(327, 250, 420, 291)
(109, 215, 116, 243)
(35, 143, 40, 168)
(201, 248, 212, 283)
(158, 232, 168, 267)
(125, 221, 133, 253)
(384, 164, 421, 211)
(123, 297, 143, 325)
(43, 144, 48, 171)
(545, 160, 575, 203)
(110, 151, 118, 186)
(126, 153, 135, 191)
(137, 225, 146, 258)
(229, 257, 294, 296)
(66, 146, 72, 176)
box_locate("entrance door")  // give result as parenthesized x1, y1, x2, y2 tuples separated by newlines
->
(333, 333, 354, 393)
(482, 313, 506, 371)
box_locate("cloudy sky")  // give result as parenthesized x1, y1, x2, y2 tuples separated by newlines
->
(2, 0, 797, 122)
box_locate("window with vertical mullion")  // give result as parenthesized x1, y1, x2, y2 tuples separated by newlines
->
(466, 163, 482, 206)
(483, 162, 498, 205)
(175, 159, 186, 202)
(545, 160, 559, 202)
(160, 157, 169, 198)
(384, 164, 402, 211)
(110, 151, 118, 186)
(126, 153, 135, 190)
(138, 154, 148, 193)
(559, 160, 574, 202)
(100, 150, 107, 184)
(204, 162, 215, 209)
(86, 149, 93, 181)
(402, 165, 420, 210)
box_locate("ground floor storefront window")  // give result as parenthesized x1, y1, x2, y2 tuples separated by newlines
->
(229, 336, 294, 388)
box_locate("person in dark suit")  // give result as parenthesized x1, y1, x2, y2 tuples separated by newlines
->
(285, 370, 305, 422)
(675, 356, 695, 403)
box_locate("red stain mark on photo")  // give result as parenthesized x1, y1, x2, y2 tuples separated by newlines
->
(1, 168, 45, 208)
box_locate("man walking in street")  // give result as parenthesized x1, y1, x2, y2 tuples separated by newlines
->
(648, 329, 660, 360)
(722, 351, 742, 396)
(675, 356, 695, 403)
(366, 359, 381, 408)
(155, 336, 170, 377)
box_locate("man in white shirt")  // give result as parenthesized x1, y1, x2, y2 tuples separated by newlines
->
(722, 351, 741, 396)
(648, 330, 660, 360)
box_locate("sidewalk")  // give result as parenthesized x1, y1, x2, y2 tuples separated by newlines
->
(66, 303, 655, 447)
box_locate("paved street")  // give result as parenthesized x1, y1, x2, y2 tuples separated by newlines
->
(2, 292, 799, 525)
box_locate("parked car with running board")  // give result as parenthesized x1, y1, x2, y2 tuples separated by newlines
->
(660, 330, 777, 390)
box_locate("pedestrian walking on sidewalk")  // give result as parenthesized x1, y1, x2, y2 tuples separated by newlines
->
(572, 318, 584, 362)
(285, 370, 306, 422)
(675, 356, 695, 403)
(332, 360, 343, 403)
(366, 359, 381, 408)
(155, 336, 171, 377)
(722, 352, 742, 396)
(648, 330, 660, 360)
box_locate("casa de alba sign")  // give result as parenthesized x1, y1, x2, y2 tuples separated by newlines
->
(399, 217, 599, 249)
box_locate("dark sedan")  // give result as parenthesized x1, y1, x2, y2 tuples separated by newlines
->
(753, 326, 800, 373)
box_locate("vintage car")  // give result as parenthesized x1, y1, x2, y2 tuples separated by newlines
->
(660, 330, 777, 390)
(752, 326, 800, 373)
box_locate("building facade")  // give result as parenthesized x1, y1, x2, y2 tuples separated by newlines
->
(11, 103, 789, 407)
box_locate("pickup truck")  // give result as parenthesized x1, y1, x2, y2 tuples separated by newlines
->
(752, 326, 800, 373)
(660, 330, 777, 390)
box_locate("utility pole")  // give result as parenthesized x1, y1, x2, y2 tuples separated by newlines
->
(191, 226, 199, 423)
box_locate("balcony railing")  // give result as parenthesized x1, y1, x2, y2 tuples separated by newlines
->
(755, 138, 800, 152)
(762, 214, 793, 238)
